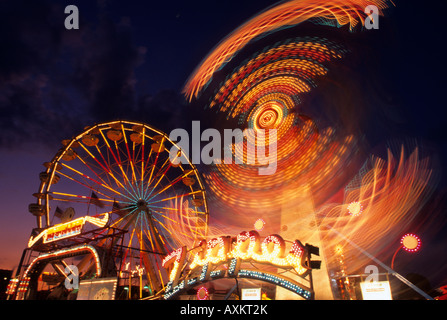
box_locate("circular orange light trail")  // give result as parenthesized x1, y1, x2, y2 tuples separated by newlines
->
(202, 37, 358, 215)
(181, 0, 438, 282)
(183, 0, 391, 101)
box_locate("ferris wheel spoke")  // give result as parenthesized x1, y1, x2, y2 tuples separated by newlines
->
(143, 147, 156, 180)
(153, 149, 181, 182)
(141, 215, 158, 253)
(142, 150, 183, 200)
(143, 213, 168, 255)
(113, 140, 133, 188)
(60, 162, 107, 191)
(148, 190, 203, 205)
(51, 197, 90, 204)
(142, 219, 159, 256)
(77, 141, 110, 177)
(139, 127, 147, 196)
(121, 125, 138, 184)
(93, 143, 128, 192)
(146, 170, 194, 201)
(149, 204, 203, 215)
(51, 191, 117, 204)
(94, 142, 113, 173)
(77, 140, 127, 193)
(143, 137, 167, 197)
(143, 159, 173, 202)
(132, 144, 144, 197)
(112, 140, 142, 203)
(149, 210, 198, 240)
(56, 169, 112, 200)
(148, 209, 182, 226)
(150, 213, 193, 245)
(142, 150, 167, 192)
(145, 148, 159, 197)
(71, 154, 113, 191)
(109, 206, 139, 228)
(62, 164, 137, 203)
(99, 129, 133, 192)
(139, 239, 165, 292)
(122, 214, 140, 267)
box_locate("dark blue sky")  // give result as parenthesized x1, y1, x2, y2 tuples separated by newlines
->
(0, 0, 447, 292)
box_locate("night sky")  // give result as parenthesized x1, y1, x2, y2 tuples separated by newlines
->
(1, 0, 447, 292)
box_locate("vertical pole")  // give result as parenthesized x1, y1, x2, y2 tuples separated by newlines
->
(128, 270, 132, 299)
(306, 247, 315, 300)
(139, 274, 143, 299)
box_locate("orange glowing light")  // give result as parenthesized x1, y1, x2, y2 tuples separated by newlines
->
(347, 201, 363, 216)
(401, 233, 421, 252)
(183, 0, 390, 100)
(254, 218, 266, 231)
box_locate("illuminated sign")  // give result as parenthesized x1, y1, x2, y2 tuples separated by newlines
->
(77, 277, 118, 300)
(360, 281, 392, 300)
(241, 288, 261, 300)
(162, 230, 319, 300)
(45, 218, 85, 243)
(28, 213, 109, 247)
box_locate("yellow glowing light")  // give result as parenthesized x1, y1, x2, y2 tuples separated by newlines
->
(254, 218, 266, 231)
(347, 201, 363, 216)
(180, 231, 309, 279)
(162, 246, 186, 285)
(334, 244, 344, 255)
(28, 213, 110, 247)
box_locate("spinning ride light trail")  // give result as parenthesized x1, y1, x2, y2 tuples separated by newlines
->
(181, 0, 439, 294)
(318, 147, 435, 274)
(183, 0, 391, 101)
(201, 37, 358, 213)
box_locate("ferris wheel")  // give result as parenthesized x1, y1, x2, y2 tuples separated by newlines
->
(27, 120, 208, 297)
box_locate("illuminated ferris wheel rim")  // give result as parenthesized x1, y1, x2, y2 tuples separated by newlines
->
(33, 120, 209, 229)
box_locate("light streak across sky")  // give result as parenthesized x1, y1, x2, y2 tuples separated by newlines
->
(183, 0, 391, 101)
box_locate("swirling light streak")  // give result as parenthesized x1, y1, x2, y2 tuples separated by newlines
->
(199, 36, 358, 215)
(182, 0, 439, 288)
(209, 38, 345, 118)
(203, 125, 355, 210)
(318, 147, 435, 274)
(183, 0, 390, 100)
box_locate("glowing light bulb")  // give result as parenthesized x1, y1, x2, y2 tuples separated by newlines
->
(197, 286, 209, 300)
(347, 201, 363, 217)
(401, 233, 421, 252)
(254, 218, 266, 231)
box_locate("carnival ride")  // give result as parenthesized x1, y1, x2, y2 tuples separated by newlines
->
(8, 120, 209, 300)
(5, 0, 439, 301)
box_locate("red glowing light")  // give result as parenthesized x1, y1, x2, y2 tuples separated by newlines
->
(197, 286, 209, 300)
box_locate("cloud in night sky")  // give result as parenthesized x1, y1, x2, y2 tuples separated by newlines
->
(0, 0, 188, 150)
